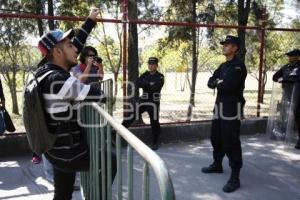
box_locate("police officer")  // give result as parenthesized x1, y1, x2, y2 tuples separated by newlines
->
(273, 49, 300, 149)
(201, 35, 247, 193)
(122, 57, 164, 150)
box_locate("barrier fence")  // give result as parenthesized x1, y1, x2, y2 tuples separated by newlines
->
(80, 79, 175, 200)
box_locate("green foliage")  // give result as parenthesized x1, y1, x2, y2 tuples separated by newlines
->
(95, 35, 121, 72)
(0, 0, 38, 69)
(58, 0, 90, 30)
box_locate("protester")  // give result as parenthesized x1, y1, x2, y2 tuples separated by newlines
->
(35, 8, 116, 200)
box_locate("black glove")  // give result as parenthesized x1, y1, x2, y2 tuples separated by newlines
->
(207, 78, 219, 89)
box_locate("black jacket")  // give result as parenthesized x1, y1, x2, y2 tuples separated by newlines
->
(273, 61, 300, 83)
(0, 79, 5, 102)
(208, 56, 247, 104)
(273, 60, 300, 117)
(136, 71, 164, 103)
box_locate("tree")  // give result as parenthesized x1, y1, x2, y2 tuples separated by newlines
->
(21, 0, 46, 36)
(92, 16, 123, 105)
(0, 1, 36, 114)
(48, 0, 55, 30)
(166, 0, 208, 121)
(127, 0, 139, 109)
(237, 0, 251, 62)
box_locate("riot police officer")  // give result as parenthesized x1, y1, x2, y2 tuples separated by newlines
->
(201, 35, 247, 193)
(273, 49, 300, 149)
(122, 57, 164, 150)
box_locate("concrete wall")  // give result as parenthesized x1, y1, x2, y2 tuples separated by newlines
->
(0, 118, 268, 156)
(130, 117, 268, 144)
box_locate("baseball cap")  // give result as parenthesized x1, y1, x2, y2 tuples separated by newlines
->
(220, 35, 240, 48)
(148, 57, 159, 65)
(38, 29, 75, 57)
(286, 49, 300, 57)
(37, 29, 75, 66)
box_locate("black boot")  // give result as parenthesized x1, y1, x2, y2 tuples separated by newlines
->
(223, 169, 240, 193)
(151, 136, 159, 151)
(151, 143, 159, 150)
(295, 139, 300, 149)
(201, 163, 223, 173)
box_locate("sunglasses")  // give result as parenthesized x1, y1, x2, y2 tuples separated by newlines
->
(87, 54, 96, 57)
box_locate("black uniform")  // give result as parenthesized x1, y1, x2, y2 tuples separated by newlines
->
(122, 71, 164, 145)
(207, 55, 247, 170)
(0, 79, 5, 103)
(273, 60, 300, 140)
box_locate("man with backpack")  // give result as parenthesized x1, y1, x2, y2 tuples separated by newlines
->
(25, 8, 112, 200)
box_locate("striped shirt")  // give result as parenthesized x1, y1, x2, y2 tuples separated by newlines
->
(35, 18, 104, 172)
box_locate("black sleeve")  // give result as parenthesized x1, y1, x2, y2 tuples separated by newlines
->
(73, 18, 97, 53)
(281, 67, 300, 83)
(0, 79, 4, 101)
(136, 73, 149, 89)
(217, 65, 246, 93)
(148, 74, 164, 92)
(207, 66, 221, 89)
(273, 68, 283, 82)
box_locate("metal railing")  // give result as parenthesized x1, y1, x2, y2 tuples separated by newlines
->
(80, 79, 175, 200)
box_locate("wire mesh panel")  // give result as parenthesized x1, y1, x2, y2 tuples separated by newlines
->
(80, 79, 114, 200)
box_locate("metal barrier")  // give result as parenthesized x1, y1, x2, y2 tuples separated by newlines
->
(80, 79, 175, 200)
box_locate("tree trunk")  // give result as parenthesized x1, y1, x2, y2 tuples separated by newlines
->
(48, 0, 55, 30)
(11, 87, 19, 115)
(237, 0, 251, 62)
(36, 0, 44, 37)
(127, 0, 139, 105)
(187, 0, 198, 121)
(8, 71, 19, 115)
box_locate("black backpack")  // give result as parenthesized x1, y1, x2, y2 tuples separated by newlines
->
(23, 70, 56, 155)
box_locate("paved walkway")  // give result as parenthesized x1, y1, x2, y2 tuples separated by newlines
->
(1, 134, 300, 200)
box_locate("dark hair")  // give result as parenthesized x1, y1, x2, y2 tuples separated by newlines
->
(79, 46, 98, 64)
(46, 49, 54, 62)
(46, 42, 64, 62)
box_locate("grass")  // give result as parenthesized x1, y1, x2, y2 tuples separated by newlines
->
(2, 72, 274, 132)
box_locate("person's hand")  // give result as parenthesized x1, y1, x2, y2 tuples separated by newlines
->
(88, 7, 100, 21)
(87, 57, 94, 68)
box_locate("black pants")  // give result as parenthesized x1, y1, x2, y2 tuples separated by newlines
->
(210, 102, 243, 169)
(53, 168, 76, 200)
(52, 152, 117, 200)
(122, 101, 161, 144)
(296, 117, 300, 139)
